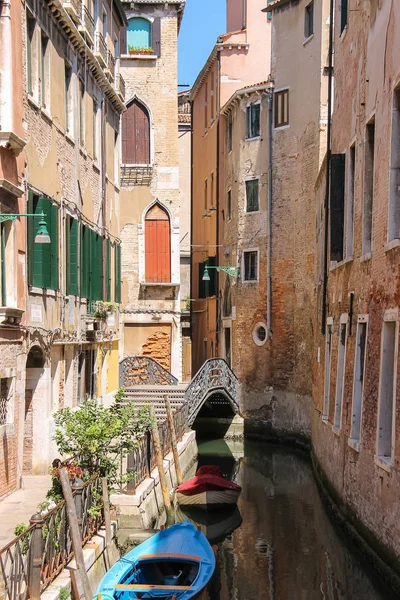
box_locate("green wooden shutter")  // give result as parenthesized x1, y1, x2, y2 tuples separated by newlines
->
(89, 229, 103, 300)
(115, 243, 121, 303)
(27, 192, 34, 286)
(80, 225, 90, 299)
(49, 202, 59, 290)
(66, 217, 78, 295)
(32, 197, 51, 288)
(106, 239, 111, 301)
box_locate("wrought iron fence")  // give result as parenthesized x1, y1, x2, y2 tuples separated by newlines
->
(79, 5, 95, 45)
(105, 50, 115, 80)
(0, 475, 103, 600)
(95, 31, 107, 65)
(126, 404, 188, 492)
(116, 73, 125, 101)
(119, 356, 178, 387)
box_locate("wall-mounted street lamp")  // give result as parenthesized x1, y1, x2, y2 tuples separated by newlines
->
(202, 265, 239, 281)
(0, 212, 51, 243)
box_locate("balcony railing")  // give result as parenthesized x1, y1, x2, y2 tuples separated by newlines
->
(105, 50, 115, 81)
(94, 31, 107, 67)
(62, 0, 82, 24)
(78, 5, 94, 47)
(115, 73, 125, 102)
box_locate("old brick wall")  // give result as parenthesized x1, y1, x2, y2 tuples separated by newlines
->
(313, 0, 400, 564)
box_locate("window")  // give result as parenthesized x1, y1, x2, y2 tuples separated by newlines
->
(274, 89, 289, 128)
(79, 224, 104, 300)
(204, 81, 208, 129)
(78, 349, 97, 404)
(0, 378, 11, 426)
(330, 153, 345, 262)
(340, 0, 348, 34)
(346, 145, 355, 257)
(145, 204, 171, 283)
(377, 318, 398, 461)
(227, 189, 232, 220)
(106, 239, 111, 301)
(245, 179, 259, 212)
(65, 64, 72, 133)
(198, 256, 217, 298)
(204, 179, 208, 211)
(66, 216, 79, 296)
(127, 17, 152, 50)
(304, 1, 314, 38)
(243, 250, 258, 282)
(253, 322, 268, 346)
(0, 221, 14, 307)
(102, 8, 107, 37)
(92, 99, 98, 160)
(363, 121, 375, 254)
(114, 129, 120, 186)
(246, 102, 260, 138)
(323, 322, 333, 419)
(122, 99, 150, 165)
(27, 194, 59, 290)
(26, 13, 36, 96)
(226, 113, 233, 152)
(40, 31, 49, 108)
(210, 172, 214, 208)
(115, 243, 121, 302)
(389, 88, 400, 241)
(79, 80, 85, 145)
(350, 319, 368, 444)
(210, 71, 215, 122)
(334, 317, 348, 429)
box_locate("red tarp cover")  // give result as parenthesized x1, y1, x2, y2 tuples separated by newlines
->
(176, 465, 242, 496)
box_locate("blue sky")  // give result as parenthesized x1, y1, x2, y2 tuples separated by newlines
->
(178, 0, 226, 89)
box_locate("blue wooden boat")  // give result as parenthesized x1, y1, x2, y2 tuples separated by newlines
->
(95, 521, 215, 599)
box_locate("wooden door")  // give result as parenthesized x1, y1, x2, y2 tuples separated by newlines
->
(145, 218, 171, 282)
(122, 99, 150, 164)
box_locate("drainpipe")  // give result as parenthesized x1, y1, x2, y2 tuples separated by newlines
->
(266, 77, 274, 339)
(189, 99, 194, 370)
(321, 0, 335, 335)
(215, 51, 221, 356)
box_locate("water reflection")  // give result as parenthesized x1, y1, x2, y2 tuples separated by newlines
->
(195, 439, 395, 600)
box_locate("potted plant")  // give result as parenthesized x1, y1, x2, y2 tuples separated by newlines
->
(128, 45, 154, 56)
(93, 301, 117, 319)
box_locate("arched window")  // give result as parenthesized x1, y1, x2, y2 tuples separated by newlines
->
(122, 99, 150, 165)
(145, 204, 171, 283)
(127, 17, 151, 49)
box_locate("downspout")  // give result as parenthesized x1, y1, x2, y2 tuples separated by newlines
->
(321, 0, 334, 335)
(215, 51, 221, 357)
(267, 85, 273, 339)
(189, 99, 194, 368)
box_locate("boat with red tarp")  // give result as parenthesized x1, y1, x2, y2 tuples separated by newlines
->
(175, 465, 241, 509)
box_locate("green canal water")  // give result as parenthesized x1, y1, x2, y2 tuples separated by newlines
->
(192, 438, 396, 600)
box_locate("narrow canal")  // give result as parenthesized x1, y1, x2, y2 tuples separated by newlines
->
(186, 438, 396, 600)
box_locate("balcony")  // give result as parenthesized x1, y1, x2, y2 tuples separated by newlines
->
(94, 32, 107, 68)
(104, 50, 115, 82)
(62, 0, 82, 24)
(78, 5, 94, 48)
(115, 73, 125, 102)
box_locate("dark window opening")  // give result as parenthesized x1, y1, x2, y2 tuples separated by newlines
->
(274, 89, 289, 128)
(246, 103, 260, 139)
(245, 179, 259, 212)
(304, 1, 314, 38)
(243, 251, 258, 281)
(330, 153, 346, 262)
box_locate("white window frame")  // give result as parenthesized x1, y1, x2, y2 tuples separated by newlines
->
(333, 313, 348, 432)
(388, 86, 400, 243)
(244, 176, 260, 214)
(242, 248, 259, 283)
(349, 315, 369, 450)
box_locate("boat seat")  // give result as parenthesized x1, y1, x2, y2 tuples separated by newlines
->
(138, 553, 201, 562)
(114, 584, 191, 591)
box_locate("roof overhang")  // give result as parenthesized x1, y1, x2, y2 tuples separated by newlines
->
(221, 83, 269, 115)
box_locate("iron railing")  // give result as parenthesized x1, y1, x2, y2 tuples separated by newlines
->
(0, 475, 103, 600)
(119, 356, 178, 387)
(94, 31, 107, 66)
(115, 72, 125, 101)
(105, 50, 115, 80)
(185, 358, 239, 426)
(126, 404, 188, 492)
(79, 5, 94, 45)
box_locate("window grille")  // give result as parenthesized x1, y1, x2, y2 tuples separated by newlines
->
(0, 378, 9, 426)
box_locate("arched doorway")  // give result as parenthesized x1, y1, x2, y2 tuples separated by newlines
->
(23, 345, 46, 475)
(145, 204, 171, 283)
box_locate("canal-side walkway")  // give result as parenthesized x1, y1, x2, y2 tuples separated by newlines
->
(0, 476, 51, 548)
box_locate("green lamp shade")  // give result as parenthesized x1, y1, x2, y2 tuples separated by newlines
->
(202, 267, 210, 281)
(35, 216, 51, 244)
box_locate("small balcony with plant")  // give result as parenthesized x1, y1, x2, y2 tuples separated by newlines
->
(128, 45, 155, 57)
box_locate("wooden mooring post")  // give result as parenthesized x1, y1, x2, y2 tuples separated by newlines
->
(150, 406, 172, 511)
(164, 395, 183, 485)
(59, 467, 93, 600)
(102, 477, 112, 568)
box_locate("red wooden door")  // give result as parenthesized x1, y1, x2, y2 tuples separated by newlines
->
(145, 213, 171, 282)
(122, 100, 150, 164)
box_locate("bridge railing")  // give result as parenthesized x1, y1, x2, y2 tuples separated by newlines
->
(119, 356, 178, 387)
(185, 358, 239, 426)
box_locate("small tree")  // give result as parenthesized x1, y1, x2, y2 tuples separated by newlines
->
(53, 394, 153, 488)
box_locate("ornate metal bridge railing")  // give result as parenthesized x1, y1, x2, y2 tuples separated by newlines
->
(119, 356, 178, 387)
(185, 358, 239, 426)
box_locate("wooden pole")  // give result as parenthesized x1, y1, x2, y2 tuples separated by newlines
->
(59, 467, 93, 600)
(102, 477, 112, 568)
(28, 513, 43, 600)
(150, 407, 171, 511)
(164, 395, 183, 485)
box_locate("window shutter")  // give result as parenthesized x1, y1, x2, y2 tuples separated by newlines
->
(152, 17, 161, 57)
(27, 192, 34, 286)
(67, 216, 78, 295)
(330, 153, 346, 262)
(198, 262, 206, 299)
(120, 26, 127, 55)
(33, 197, 52, 288)
(115, 243, 121, 303)
(246, 106, 250, 138)
(89, 229, 103, 300)
(49, 202, 59, 290)
(106, 239, 111, 301)
(80, 225, 89, 299)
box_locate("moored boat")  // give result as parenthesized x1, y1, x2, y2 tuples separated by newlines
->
(175, 465, 241, 509)
(95, 521, 215, 599)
